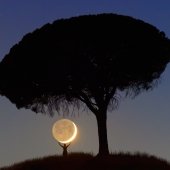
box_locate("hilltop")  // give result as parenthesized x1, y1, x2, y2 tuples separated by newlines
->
(1, 152, 170, 170)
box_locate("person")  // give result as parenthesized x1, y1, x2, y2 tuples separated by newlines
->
(58, 142, 71, 156)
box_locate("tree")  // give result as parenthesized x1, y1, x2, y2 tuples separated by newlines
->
(0, 14, 170, 156)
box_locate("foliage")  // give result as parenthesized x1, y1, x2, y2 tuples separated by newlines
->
(0, 13, 170, 115)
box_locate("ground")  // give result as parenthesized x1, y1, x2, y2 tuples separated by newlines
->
(1, 152, 170, 170)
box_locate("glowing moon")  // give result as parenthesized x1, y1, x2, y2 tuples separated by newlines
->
(52, 119, 77, 144)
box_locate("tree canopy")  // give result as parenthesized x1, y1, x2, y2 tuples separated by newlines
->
(0, 13, 169, 114)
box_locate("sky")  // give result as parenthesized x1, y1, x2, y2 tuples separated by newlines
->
(1, 0, 170, 167)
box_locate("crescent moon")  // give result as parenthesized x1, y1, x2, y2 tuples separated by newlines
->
(59, 122, 77, 144)
(52, 119, 78, 144)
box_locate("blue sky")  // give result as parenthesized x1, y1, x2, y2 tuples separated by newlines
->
(0, 0, 170, 167)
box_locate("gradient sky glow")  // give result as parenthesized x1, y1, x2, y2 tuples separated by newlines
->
(1, 0, 170, 167)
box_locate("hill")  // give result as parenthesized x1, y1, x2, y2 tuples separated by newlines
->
(1, 152, 170, 170)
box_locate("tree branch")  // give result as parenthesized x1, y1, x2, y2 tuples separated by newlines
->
(104, 87, 116, 107)
(78, 91, 98, 114)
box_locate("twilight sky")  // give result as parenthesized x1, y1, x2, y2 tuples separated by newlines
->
(1, 0, 170, 167)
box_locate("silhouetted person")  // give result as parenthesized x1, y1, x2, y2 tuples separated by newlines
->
(58, 142, 71, 157)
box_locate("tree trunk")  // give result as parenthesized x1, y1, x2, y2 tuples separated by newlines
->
(95, 109, 109, 156)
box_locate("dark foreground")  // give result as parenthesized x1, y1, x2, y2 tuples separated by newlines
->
(1, 153, 170, 170)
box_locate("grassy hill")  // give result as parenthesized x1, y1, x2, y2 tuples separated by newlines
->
(1, 152, 170, 170)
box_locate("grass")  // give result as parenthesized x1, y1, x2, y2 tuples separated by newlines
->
(1, 152, 170, 170)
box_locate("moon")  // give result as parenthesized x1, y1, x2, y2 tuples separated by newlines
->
(52, 119, 77, 144)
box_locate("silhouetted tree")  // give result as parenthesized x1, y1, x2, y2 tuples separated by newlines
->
(0, 14, 170, 156)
